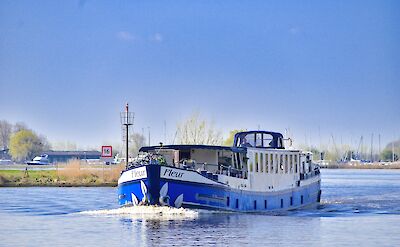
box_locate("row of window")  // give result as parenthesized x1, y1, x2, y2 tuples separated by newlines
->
(249, 152, 300, 174)
(227, 195, 305, 209)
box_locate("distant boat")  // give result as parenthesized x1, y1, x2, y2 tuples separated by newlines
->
(27, 154, 50, 165)
(117, 130, 321, 212)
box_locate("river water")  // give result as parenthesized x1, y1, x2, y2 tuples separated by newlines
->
(0, 169, 399, 246)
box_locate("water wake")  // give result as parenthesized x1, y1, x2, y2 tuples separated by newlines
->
(78, 206, 200, 220)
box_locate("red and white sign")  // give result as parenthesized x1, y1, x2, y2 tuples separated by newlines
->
(101, 146, 113, 157)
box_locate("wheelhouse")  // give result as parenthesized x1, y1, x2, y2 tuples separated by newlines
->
(233, 131, 285, 149)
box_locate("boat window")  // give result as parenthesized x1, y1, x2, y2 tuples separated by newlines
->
(255, 153, 259, 172)
(270, 154, 274, 173)
(275, 154, 279, 173)
(284, 154, 288, 173)
(290, 197, 293, 206)
(178, 150, 191, 162)
(256, 133, 262, 147)
(260, 153, 263, 172)
(280, 154, 284, 173)
(218, 151, 232, 168)
(295, 155, 298, 173)
(227, 196, 230, 207)
(264, 200, 267, 209)
(254, 200, 257, 210)
(236, 199, 239, 209)
(280, 199, 284, 208)
(289, 154, 293, 173)
(265, 153, 269, 173)
(240, 133, 256, 147)
(263, 134, 274, 148)
(234, 153, 241, 170)
(301, 195, 304, 204)
(249, 152, 253, 172)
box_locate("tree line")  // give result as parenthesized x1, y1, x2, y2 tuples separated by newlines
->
(1, 114, 398, 163)
(0, 120, 49, 162)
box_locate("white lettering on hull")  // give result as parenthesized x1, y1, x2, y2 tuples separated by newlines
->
(162, 168, 184, 178)
(160, 167, 220, 185)
(118, 166, 147, 184)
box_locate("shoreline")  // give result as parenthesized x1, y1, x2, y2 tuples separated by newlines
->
(320, 162, 400, 169)
(0, 183, 116, 187)
(2, 165, 400, 188)
(0, 166, 121, 187)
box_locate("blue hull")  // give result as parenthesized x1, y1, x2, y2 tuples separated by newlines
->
(118, 165, 321, 212)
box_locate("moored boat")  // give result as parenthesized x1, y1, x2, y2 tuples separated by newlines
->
(27, 154, 50, 165)
(118, 131, 321, 212)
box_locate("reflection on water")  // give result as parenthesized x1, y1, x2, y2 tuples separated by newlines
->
(1, 169, 400, 246)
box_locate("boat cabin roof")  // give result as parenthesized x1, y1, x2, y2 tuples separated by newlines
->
(139, 144, 247, 153)
(234, 130, 285, 149)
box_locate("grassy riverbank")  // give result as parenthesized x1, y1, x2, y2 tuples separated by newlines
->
(321, 161, 400, 169)
(1, 160, 399, 187)
(0, 160, 123, 187)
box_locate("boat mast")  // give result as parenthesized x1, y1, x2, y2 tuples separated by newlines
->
(370, 133, 374, 162)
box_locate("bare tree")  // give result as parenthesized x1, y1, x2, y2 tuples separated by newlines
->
(0, 120, 12, 149)
(13, 122, 28, 132)
(129, 132, 147, 156)
(176, 112, 222, 145)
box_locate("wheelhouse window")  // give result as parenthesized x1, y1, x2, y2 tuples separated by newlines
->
(236, 132, 283, 148)
(263, 134, 274, 148)
(256, 133, 263, 147)
(239, 133, 256, 147)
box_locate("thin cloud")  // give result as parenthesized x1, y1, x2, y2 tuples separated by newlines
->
(117, 31, 135, 41)
(150, 33, 163, 43)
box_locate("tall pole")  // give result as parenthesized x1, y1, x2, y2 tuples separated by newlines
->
(126, 104, 129, 166)
(121, 103, 133, 167)
(370, 133, 374, 162)
(393, 141, 395, 162)
(378, 134, 381, 161)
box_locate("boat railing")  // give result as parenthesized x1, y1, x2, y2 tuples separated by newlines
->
(217, 164, 247, 179)
(300, 167, 321, 180)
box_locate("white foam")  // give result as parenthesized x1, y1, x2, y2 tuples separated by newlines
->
(78, 206, 200, 220)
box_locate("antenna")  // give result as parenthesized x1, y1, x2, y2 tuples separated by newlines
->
(120, 103, 134, 167)
(331, 134, 340, 162)
(393, 141, 395, 162)
(172, 129, 178, 145)
(370, 133, 374, 162)
(378, 134, 381, 161)
(147, 126, 151, 146)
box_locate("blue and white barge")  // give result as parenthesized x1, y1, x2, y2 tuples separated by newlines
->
(118, 131, 321, 212)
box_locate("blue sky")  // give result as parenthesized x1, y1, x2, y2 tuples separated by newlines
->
(0, 0, 399, 150)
